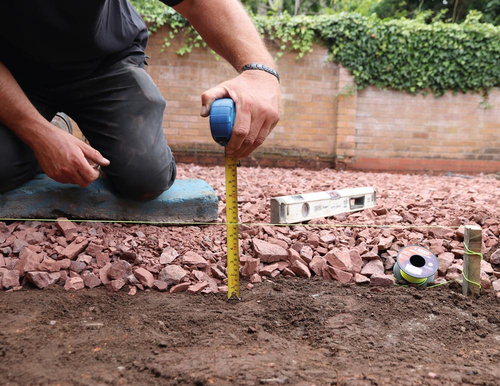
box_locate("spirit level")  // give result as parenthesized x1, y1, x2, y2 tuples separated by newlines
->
(270, 187, 376, 224)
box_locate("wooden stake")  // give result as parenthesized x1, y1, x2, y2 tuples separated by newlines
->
(462, 225, 482, 298)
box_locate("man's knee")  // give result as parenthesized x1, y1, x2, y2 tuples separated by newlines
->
(107, 156, 177, 201)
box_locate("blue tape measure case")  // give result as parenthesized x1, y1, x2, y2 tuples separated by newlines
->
(209, 98, 235, 146)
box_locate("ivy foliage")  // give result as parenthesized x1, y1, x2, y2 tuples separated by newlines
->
(315, 12, 500, 95)
(130, 1, 500, 96)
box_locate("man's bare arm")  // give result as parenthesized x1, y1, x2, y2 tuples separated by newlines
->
(173, 0, 281, 159)
(0, 62, 109, 187)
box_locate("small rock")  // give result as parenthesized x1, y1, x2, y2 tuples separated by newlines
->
(56, 218, 78, 238)
(325, 266, 352, 283)
(349, 250, 363, 273)
(56, 258, 71, 270)
(25, 231, 44, 245)
(299, 246, 314, 263)
(324, 248, 352, 272)
(210, 265, 226, 280)
(370, 273, 395, 287)
(64, 276, 84, 291)
(282, 267, 295, 277)
(291, 259, 311, 278)
(38, 257, 59, 272)
(169, 282, 191, 293)
(372, 207, 388, 216)
(309, 256, 327, 276)
(119, 251, 137, 264)
(378, 236, 394, 251)
(26, 271, 60, 289)
(99, 263, 112, 285)
(490, 249, 500, 265)
(492, 279, 500, 292)
(84, 242, 103, 257)
(159, 247, 179, 265)
(361, 259, 385, 276)
(76, 254, 93, 265)
(250, 273, 262, 283)
(481, 260, 493, 274)
(128, 286, 137, 296)
(437, 252, 455, 276)
(187, 281, 209, 294)
(259, 263, 279, 277)
(108, 260, 132, 281)
(12, 239, 29, 254)
(60, 240, 89, 260)
(15, 247, 42, 275)
(153, 280, 169, 292)
(70, 261, 87, 273)
(106, 279, 126, 292)
(159, 265, 188, 285)
(0, 268, 20, 289)
(319, 234, 335, 245)
(242, 257, 260, 277)
(252, 239, 288, 263)
(182, 251, 208, 268)
(96, 251, 110, 268)
(134, 267, 155, 288)
(354, 273, 370, 284)
(81, 271, 102, 288)
(307, 233, 320, 248)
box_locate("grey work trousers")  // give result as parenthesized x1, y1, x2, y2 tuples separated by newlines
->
(0, 53, 176, 201)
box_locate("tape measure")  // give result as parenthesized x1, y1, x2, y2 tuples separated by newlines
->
(393, 245, 438, 288)
(210, 98, 240, 300)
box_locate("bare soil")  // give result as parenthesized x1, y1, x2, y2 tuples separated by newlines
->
(1, 165, 500, 385)
(1, 280, 500, 385)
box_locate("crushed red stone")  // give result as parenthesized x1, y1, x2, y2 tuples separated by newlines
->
(1, 165, 500, 297)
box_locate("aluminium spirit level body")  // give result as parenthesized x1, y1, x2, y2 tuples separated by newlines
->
(271, 187, 376, 224)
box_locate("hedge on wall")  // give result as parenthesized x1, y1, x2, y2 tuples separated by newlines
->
(131, 1, 500, 96)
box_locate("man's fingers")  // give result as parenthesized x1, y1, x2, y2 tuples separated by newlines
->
(76, 143, 106, 185)
(76, 168, 99, 188)
(237, 118, 275, 159)
(226, 100, 272, 158)
(225, 102, 252, 157)
(200, 85, 231, 117)
(81, 143, 110, 167)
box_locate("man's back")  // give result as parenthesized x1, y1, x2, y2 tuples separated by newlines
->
(0, 0, 148, 85)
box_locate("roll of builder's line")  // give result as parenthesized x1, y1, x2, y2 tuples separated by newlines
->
(393, 245, 439, 289)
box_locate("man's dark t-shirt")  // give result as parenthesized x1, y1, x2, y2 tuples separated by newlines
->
(0, 0, 182, 86)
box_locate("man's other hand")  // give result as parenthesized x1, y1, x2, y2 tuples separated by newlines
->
(34, 126, 110, 187)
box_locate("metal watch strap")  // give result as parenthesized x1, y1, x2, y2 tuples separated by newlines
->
(240, 63, 280, 83)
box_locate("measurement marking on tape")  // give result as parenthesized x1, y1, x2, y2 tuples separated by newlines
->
(225, 157, 240, 300)
(270, 187, 376, 224)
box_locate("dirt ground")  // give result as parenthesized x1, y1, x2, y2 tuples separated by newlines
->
(1, 165, 500, 385)
(1, 279, 499, 385)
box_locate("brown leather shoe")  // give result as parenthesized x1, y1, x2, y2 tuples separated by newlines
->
(50, 112, 73, 134)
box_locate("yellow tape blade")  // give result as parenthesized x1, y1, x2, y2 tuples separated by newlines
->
(225, 157, 240, 300)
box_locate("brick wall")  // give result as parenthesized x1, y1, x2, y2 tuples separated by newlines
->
(145, 26, 500, 174)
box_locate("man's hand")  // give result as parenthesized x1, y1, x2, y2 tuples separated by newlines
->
(174, 0, 282, 159)
(0, 61, 109, 187)
(200, 70, 281, 159)
(34, 125, 110, 187)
